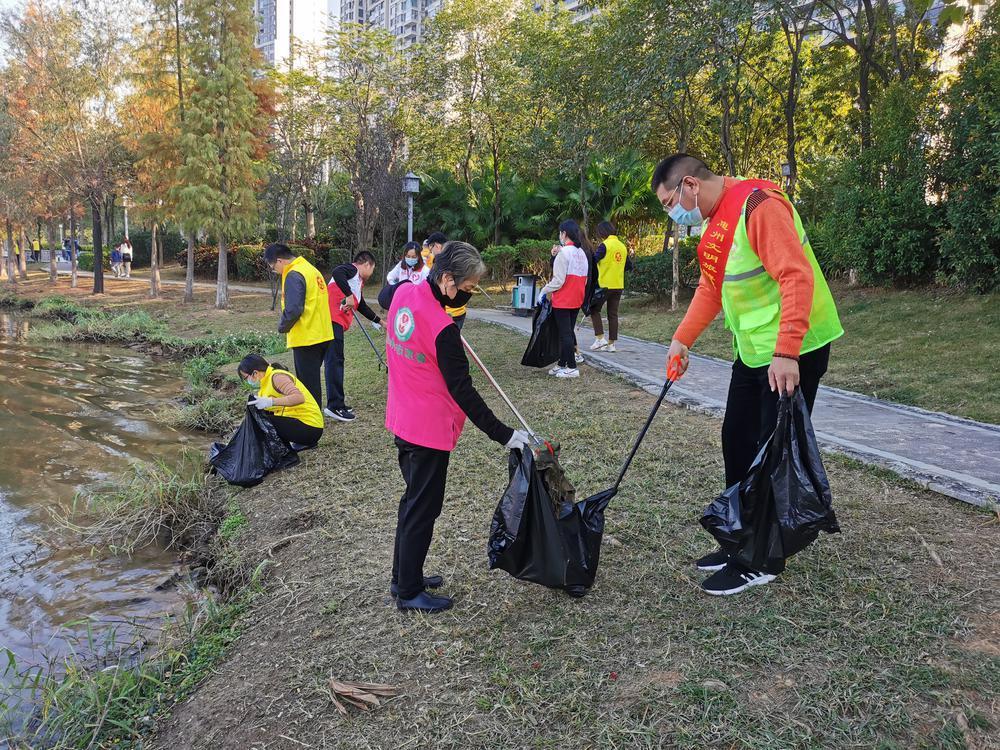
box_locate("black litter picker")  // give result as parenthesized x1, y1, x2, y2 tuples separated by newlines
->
(465, 336, 684, 597)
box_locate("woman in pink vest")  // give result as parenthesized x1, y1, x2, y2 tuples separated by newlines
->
(539, 220, 591, 379)
(384, 241, 531, 613)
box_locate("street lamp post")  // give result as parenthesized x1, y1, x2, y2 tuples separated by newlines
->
(402, 172, 421, 243)
(780, 162, 792, 192)
(122, 195, 131, 239)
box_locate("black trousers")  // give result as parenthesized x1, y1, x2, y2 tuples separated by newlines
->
(722, 343, 831, 487)
(292, 340, 329, 408)
(554, 307, 579, 368)
(590, 289, 623, 340)
(266, 413, 323, 446)
(323, 323, 346, 410)
(391, 437, 451, 600)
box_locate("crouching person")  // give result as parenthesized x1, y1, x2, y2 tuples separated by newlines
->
(384, 241, 530, 613)
(238, 354, 324, 451)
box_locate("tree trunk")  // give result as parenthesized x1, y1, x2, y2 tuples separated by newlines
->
(492, 151, 501, 246)
(216, 234, 228, 309)
(671, 222, 680, 311)
(304, 189, 316, 239)
(291, 202, 298, 243)
(150, 222, 161, 298)
(90, 198, 104, 294)
(70, 211, 78, 289)
(859, 58, 872, 153)
(579, 167, 588, 229)
(1, 219, 11, 283)
(17, 229, 29, 280)
(185, 231, 195, 303)
(46, 220, 58, 284)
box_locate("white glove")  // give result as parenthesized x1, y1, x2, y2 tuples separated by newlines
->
(505, 429, 531, 451)
(370, 321, 382, 332)
(251, 396, 274, 410)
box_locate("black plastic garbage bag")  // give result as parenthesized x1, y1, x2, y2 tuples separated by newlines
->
(520, 297, 561, 368)
(209, 402, 300, 487)
(584, 286, 607, 317)
(701, 390, 840, 571)
(488, 446, 608, 595)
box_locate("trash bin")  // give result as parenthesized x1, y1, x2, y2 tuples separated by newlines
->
(511, 274, 537, 317)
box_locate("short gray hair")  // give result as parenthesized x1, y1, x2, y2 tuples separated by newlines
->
(428, 240, 486, 286)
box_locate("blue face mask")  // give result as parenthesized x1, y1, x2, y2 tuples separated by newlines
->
(668, 183, 704, 226)
(405, 257, 418, 268)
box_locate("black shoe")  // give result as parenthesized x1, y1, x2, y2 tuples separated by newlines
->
(389, 575, 444, 598)
(396, 591, 453, 613)
(289, 441, 318, 452)
(323, 407, 356, 422)
(695, 549, 729, 572)
(701, 564, 776, 596)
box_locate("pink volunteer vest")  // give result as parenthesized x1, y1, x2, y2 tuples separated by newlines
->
(551, 243, 588, 309)
(385, 281, 467, 451)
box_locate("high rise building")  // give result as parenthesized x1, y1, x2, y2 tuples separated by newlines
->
(255, 0, 338, 67)
(534, 0, 598, 23)
(346, 0, 443, 48)
(340, 0, 367, 25)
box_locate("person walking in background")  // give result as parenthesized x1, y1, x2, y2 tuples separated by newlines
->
(119, 238, 133, 278)
(110, 245, 123, 278)
(421, 232, 445, 269)
(265, 243, 333, 409)
(31, 237, 40, 263)
(539, 220, 590, 379)
(238, 354, 324, 450)
(384, 241, 530, 613)
(652, 153, 844, 596)
(589, 221, 631, 353)
(386, 241, 430, 285)
(324, 251, 382, 423)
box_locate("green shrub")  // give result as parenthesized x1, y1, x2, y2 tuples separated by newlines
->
(33, 296, 88, 322)
(481, 244, 519, 288)
(514, 239, 554, 277)
(177, 244, 319, 280)
(234, 244, 266, 281)
(76, 251, 95, 272)
(629, 238, 699, 298)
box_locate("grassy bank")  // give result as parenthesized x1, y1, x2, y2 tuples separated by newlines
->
(147, 320, 996, 749)
(574, 282, 1000, 424)
(4, 273, 997, 748)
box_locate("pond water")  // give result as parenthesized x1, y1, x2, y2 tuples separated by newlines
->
(0, 313, 194, 700)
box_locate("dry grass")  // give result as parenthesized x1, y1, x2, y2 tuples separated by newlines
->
(148, 321, 999, 750)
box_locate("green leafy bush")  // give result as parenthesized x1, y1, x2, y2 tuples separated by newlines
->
(629, 238, 699, 298)
(481, 245, 519, 288)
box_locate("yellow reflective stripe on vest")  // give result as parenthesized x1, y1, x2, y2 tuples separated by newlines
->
(282, 257, 333, 349)
(259, 366, 324, 429)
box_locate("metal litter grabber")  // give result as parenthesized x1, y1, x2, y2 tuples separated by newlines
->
(460, 335, 542, 445)
(351, 309, 387, 372)
(578, 356, 683, 514)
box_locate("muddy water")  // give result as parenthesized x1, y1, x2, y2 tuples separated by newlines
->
(0, 313, 193, 684)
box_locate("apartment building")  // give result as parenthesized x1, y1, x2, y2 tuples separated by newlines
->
(255, 0, 338, 66)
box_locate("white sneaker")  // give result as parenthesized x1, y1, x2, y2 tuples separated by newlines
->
(575, 352, 585, 364)
(548, 366, 563, 376)
(605, 342, 616, 353)
(556, 368, 580, 378)
(589, 338, 608, 351)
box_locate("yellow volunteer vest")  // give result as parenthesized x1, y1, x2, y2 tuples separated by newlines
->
(423, 250, 434, 269)
(597, 235, 627, 290)
(259, 366, 324, 429)
(421, 251, 464, 317)
(281, 256, 333, 349)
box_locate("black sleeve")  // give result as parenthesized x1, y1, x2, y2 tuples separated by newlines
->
(357, 296, 380, 324)
(278, 271, 306, 333)
(330, 264, 354, 297)
(434, 326, 514, 445)
(593, 243, 607, 263)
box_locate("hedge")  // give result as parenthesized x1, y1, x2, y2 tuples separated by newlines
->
(174, 243, 321, 281)
(628, 236, 700, 298)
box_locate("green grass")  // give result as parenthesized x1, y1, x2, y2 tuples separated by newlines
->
(596, 283, 1000, 423)
(145, 320, 999, 750)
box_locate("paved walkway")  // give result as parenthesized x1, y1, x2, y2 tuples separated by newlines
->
(468, 307, 1000, 509)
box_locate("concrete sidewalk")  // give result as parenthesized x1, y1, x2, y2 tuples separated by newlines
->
(468, 307, 1000, 509)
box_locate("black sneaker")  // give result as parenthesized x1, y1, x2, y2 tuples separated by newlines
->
(323, 407, 356, 422)
(389, 575, 444, 598)
(695, 549, 729, 572)
(701, 564, 776, 596)
(396, 591, 453, 613)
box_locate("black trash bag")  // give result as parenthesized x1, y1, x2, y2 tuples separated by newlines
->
(584, 286, 607, 317)
(488, 446, 608, 595)
(701, 390, 840, 572)
(520, 297, 561, 368)
(209, 401, 300, 487)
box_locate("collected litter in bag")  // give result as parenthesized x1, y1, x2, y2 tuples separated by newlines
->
(700, 389, 840, 572)
(520, 296, 561, 368)
(209, 400, 300, 487)
(490, 370, 680, 596)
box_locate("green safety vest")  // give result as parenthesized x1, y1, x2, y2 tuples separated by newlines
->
(720, 190, 844, 367)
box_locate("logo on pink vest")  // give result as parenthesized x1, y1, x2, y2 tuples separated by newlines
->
(394, 307, 415, 342)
